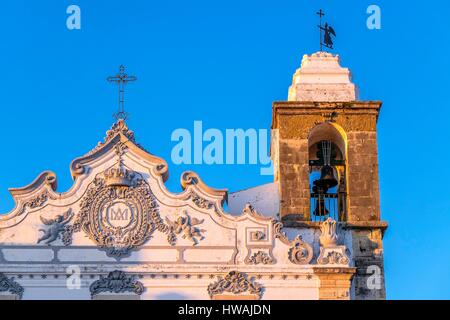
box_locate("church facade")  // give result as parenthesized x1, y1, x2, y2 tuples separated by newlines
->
(0, 52, 387, 300)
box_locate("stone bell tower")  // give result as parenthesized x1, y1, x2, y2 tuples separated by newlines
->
(271, 52, 388, 299)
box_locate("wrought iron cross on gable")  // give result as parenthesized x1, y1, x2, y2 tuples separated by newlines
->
(107, 65, 137, 120)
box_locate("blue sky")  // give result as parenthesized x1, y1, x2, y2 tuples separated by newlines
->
(1, 0, 449, 299)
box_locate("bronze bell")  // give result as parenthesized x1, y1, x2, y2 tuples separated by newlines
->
(312, 165, 338, 216)
(313, 165, 338, 192)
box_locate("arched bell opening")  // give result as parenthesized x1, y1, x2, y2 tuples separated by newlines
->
(308, 123, 347, 222)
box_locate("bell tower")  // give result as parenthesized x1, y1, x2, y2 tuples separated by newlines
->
(271, 52, 387, 299)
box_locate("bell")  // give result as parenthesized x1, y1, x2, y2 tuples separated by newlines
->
(313, 165, 338, 192)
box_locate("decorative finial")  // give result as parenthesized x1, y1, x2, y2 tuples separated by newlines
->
(107, 65, 137, 121)
(317, 9, 337, 51)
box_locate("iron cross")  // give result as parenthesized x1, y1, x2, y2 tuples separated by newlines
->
(107, 65, 137, 121)
(317, 9, 325, 51)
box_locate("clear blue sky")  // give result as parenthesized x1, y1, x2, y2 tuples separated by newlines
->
(1, 0, 449, 299)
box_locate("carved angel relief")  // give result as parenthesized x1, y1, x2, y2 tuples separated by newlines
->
(37, 209, 74, 245)
(165, 211, 206, 245)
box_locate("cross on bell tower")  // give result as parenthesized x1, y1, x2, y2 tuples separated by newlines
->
(107, 65, 137, 121)
(316, 9, 325, 51)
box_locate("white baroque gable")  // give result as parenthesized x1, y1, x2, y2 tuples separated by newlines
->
(0, 120, 353, 300)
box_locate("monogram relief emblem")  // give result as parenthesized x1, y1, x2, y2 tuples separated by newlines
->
(71, 164, 174, 258)
(104, 201, 135, 229)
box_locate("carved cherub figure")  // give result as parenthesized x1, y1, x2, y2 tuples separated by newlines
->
(37, 209, 74, 245)
(166, 212, 206, 245)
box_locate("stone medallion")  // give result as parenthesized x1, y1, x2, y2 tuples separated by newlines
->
(71, 164, 174, 258)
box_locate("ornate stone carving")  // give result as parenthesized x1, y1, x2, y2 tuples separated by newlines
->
(114, 142, 128, 157)
(181, 172, 226, 209)
(61, 225, 75, 246)
(71, 168, 174, 258)
(84, 120, 148, 156)
(207, 271, 262, 299)
(250, 231, 265, 241)
(103, 162, 135, 187)
(317, 250, 349, 265)
(24, 192, 48, 210)
(0, 273, 24, 299)
(89, 270, 144, 298)
(245, 251, 275, 265)
(319, 217, 339, 247)
(288, 235, 314, 265)
(190, 193, 214, 210)
(37, 209, 74, 245)
(272, 219, 290, 245)
(105, 120, 135, 143)
(317, 218, 350, 266)
(165, 211, 206, 245)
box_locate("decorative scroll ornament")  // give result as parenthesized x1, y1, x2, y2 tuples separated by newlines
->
(245, 251, 275, 265)
(272, 219, 290, 245)
(181, 171, 226, 211)
(288, 235, 314, 265)
(165, 211, 206, 245)
(207, 271, 263, 299)
(37, 209, 74, 245)
(89, 270, 144, 298)
(71, 165, 174, 258)
(0, 273, 24, 299)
